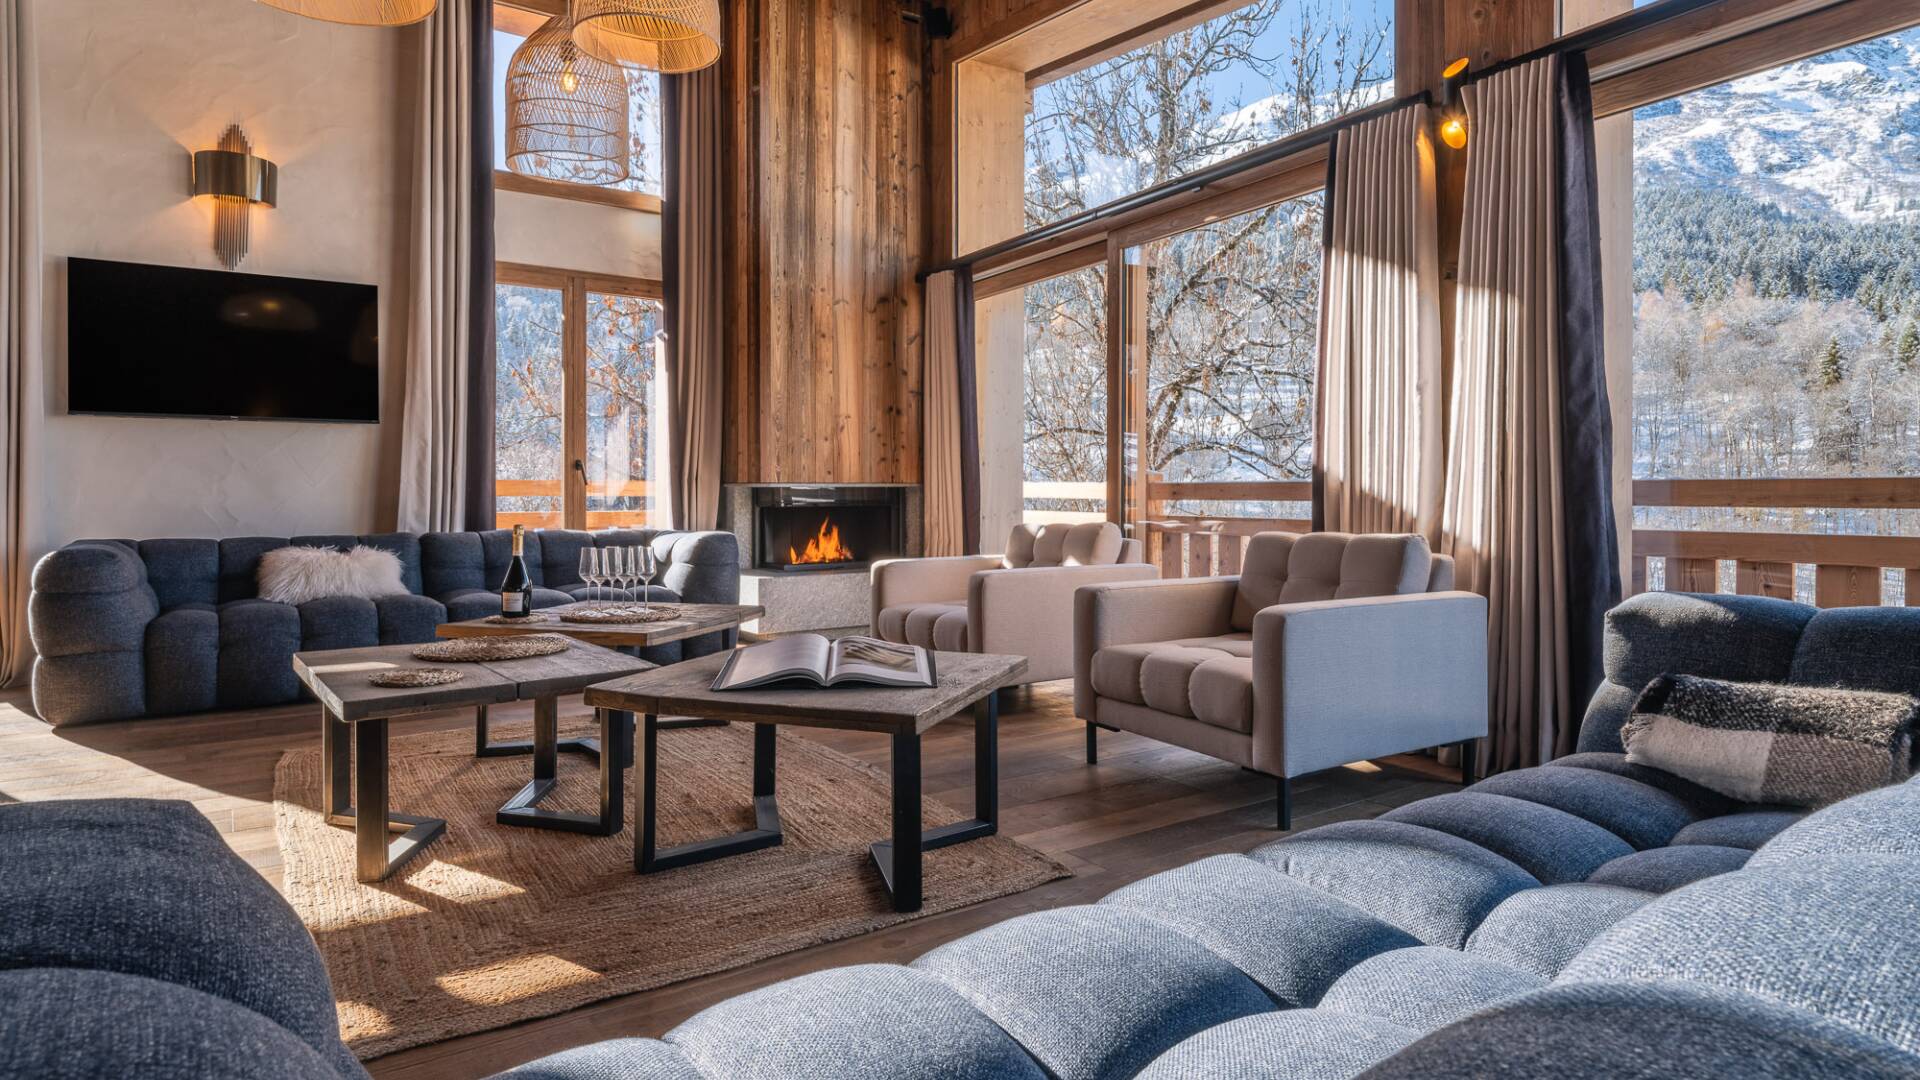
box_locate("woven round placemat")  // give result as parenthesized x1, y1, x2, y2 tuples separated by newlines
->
(369, 668, 465, 688)
(560, 604, 682, 625)
(413, 635, 572, 662)
(481, 613, 555, 625)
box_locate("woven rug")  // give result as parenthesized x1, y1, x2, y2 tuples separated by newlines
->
(274, 717, 1069, 1059)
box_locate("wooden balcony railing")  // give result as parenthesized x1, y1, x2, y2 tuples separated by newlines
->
(1026, 475, 1920, 606)
(495, 477, 653, 530)
(1630, 477, 1920, 608)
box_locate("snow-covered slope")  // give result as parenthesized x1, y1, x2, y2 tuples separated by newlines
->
(1633, 30, 1920, 222)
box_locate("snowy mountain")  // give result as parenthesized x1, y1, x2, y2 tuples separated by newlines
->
(1633, 30, 1920, 223)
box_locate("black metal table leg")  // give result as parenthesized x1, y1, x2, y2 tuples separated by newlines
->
(637, 717, 783, 873)
(475, 703, 604, 760)
(870, 692, 1001, 913)
(319, 709, 444, 883)
(497, 699, 632, 836)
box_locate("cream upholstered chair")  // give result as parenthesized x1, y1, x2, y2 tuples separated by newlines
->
(1075, 531, 1488, 829)
(871, 522, 1157, 685)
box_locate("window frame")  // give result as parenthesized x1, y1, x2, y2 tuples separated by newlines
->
(495, 261, 665, 530)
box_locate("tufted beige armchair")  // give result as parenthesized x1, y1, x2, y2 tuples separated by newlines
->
(1075, 531, 1488, 829)
(870, 522, 1158, 685)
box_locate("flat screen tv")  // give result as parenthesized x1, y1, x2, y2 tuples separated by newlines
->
(67, 257, 379, 423)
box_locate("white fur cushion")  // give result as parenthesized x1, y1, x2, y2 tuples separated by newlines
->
(257, 545, 409, 605)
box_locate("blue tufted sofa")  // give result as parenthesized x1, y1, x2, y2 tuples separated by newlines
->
(28, 527, 738, 726)
(6, 591, 1920, 1080)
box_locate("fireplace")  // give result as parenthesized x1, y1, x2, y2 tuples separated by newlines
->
(753, 486, 908, 573)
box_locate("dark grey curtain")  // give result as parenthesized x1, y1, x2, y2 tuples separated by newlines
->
(462, 0, 497, 532)
(1555, 51, 1621, 715)
(1310, 140, 1336, 534)
(955, 268, 981, 555)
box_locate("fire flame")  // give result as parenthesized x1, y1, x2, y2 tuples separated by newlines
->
(789, 518, 855, 565)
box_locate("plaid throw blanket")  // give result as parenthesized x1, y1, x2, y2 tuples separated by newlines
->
(1624, 674, 1920, 808)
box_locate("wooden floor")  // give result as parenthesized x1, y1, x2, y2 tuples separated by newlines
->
(0, 681, 1460, 1079)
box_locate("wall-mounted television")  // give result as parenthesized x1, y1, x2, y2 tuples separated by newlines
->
(66, 258, 380, 424)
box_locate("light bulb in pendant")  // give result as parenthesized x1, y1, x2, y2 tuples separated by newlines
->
(560, 56, 580, 95)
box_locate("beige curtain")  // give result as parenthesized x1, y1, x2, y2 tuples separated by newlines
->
(1440, 56, 1573, 772)
(1, 0, 39, 686)
(665, 60, 724, 532)
(923, 270, 967, 556)
(1317, 103, 1443, 540)
(397, 0, 479, 534)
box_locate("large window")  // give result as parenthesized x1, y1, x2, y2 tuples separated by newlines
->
(1631, 28, 1920, 603)
(1024, 0, 1392, 228)
(1021, 266, 1108, 525)
(495, 266, 665, 529)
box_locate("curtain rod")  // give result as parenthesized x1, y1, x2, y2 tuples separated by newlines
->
(1464, 0, 1735, 84)
(918, 90, 1431, 283)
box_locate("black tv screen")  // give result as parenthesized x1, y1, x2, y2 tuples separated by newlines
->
(67, 258, 379, 423)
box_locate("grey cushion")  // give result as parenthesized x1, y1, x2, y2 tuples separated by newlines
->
(1788, 606, 1920, 698)
(32, 539, 147, 595)
(1671, 809, 1803, 851)
(1465, 884, 1655, 978)
(1546, 751, 1740, 816)
(1100, 855, 1419, 1007)
(356, 532, 424, 594)
(1252, 821, 1537, 947)
(1585, 845, 1752, 892)
(1318, 945, 1548, 1031)
(1561, 853, 1920, 1054)
(1382, 792, 1634, 886)
(0, 800, 364, 1077)
(667, 965, 1045, 1080)
(375, 593, 447, 644)
(0, 968, 353, 1080)
(218, 537, 290, 603)
(1232, 532, 1298, 630)
(1355, 982, 1920, 1080)
(1579, 592, 1815, 753)
(914, 906, 1271, 1080)
(217, 599, 303, 708)
(1467, 764, 1704, 850)
(1749, 776, 1920, 868)
(297, 596, 380, 652)
(494, 1038, 701, 1080)
(1139, 1011, 1420, 1080)
(30, 651, 146, 726)
(139, 538, 220, 609)
(145, 606, 220, 716)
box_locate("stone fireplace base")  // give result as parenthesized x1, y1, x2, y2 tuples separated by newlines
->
(722, 484, 922, 635)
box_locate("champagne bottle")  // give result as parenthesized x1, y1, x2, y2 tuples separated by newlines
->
(500, 524, 534, 619)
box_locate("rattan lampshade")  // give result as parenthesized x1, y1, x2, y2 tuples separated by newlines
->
(507, 13, 632, 186)
(572, 0, 722, 73)
(254, 0, 436, 26)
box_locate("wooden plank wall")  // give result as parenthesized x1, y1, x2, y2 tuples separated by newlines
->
(722, 0, 929, 485)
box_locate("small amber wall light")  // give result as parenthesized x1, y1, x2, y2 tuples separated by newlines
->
(191, 125, 278, 270)
(1437, 57, 1470, 149)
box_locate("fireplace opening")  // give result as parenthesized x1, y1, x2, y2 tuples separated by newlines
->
(753, 487, 906, 573)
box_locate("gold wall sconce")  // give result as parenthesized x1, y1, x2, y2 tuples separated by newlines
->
(191, 125, 279, 270)
(1436, 57, 1470, 150)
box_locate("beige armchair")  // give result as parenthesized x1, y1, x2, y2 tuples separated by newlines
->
(1075, 532, 1488, 829)
(871, 522, 1158, 684)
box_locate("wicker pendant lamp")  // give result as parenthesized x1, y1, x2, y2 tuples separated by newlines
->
(507, 11, 632, 186)
(572, 0, 722, 73)
(254, 0, 436, 26)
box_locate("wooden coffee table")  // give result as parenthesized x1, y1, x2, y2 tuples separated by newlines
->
(437, 602, 767, 748)
(585, 650, 1027, 913)
(292, 640, 651, 881)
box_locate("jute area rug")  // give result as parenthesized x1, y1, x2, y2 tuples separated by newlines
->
(274, 715, 1070, 1060)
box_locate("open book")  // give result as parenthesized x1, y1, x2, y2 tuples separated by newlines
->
(711, 634, 937, 691)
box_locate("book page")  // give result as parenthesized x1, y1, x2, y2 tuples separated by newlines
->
(828, 636, 933, 686)
(714, 634, 831, 689)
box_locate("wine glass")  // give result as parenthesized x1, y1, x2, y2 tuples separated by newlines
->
(635, 547, 660, 612)
(577, 547, 602, 607)
(604, 546, 629, 607)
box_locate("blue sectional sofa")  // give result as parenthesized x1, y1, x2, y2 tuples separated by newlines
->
(4, 591, 1918, 1080)
(27, 527, 739, 726)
